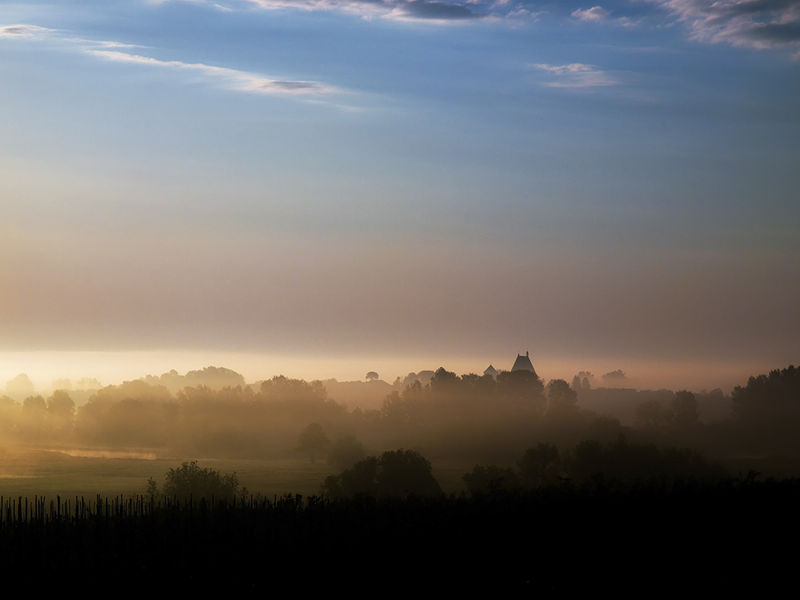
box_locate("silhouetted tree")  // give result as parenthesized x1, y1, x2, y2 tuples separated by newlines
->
(732, 365, 800, 423)
(297, 423, 330, 463)
(366, 371, 379, 382)
(327, 435, 367, 471)
(260, 376, 329, 405)
(47, 390, 75, 437)
(324, 456, 379, 498)
(430, 367, 460, 395)
(5, 373, 34, 399)
(380, 383, 427, 425)
(602, 370, 627, 384)
(76, 382, 173, 447)
(323, 449, 442, 499)
(47, 390, 75, 416)
(496, 370, 545, 411)
(463, 465, 521, 495)
(20, 395, 48, 439)
(146, 477, 159, 500)
(145, 366, 246, 393)
(75, 377, 102, 390)
(728, 366, 800, 452)
(672, 391, 699, 427)
(161, 461, 243, 499)
(378, 449, 442, 497)
(546, 379, 578, 413)
(518, 443, 561, 487)
(0, 395, 17, 435)
(635, 399, 673, 429)
(565, 437, 724, 483)
(572, 371, 593, 391)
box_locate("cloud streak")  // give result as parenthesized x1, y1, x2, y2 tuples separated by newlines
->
(571, 6, 610, 22)
(570, 5, 641, 28)
(0, 24, 54, 37)
(158, 0, 542, 24)
(87, 50, 337, 95)
(651, 0, 800, 57)
(0, 23, 338, 98)
(244, 0, 483, 22)
(531, 63, 619, 88)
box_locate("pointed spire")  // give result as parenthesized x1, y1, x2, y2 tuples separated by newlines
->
(511, 352, 534, 373)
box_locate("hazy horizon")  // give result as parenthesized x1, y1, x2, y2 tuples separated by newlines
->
(2, 2, 798, 397)
(0, 349, 785, 395)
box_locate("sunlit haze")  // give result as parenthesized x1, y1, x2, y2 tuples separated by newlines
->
(2, 1, 798, 388)
(0, 350, 778, 394)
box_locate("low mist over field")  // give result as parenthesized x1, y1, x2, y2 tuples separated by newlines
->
(1, 359, 798, 498)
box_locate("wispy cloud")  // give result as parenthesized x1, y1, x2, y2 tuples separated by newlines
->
(156, 0, 546, 24)
(244, 0, 485, 23)
(650, 0, 800, 57)
(147, 0, 234, 10)
(87, 49, 337, 95)
(570, 5, 641, 27)
(128, 0, 800, 50)
(0, 24, 55, 37)
(571, 6, 610, 22)
(531, 63, 619, 88)
(389, 0, 482, 22)
(0, 23, 338, 98)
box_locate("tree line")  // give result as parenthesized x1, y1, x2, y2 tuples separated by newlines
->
(1, 365, 797, 473)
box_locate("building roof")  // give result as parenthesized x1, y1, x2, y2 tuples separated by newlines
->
(483, 365, 498, 376)
(511, 352, 534, 373)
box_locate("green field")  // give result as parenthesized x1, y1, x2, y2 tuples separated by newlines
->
(0, 446, 470, 498)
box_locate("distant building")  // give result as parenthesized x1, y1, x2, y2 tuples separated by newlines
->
(511, 351, 535, 373)
(483, 352, 536, 378)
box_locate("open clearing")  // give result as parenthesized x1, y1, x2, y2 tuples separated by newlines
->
(0, 447, 469, 498)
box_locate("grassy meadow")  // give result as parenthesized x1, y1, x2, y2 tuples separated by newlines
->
(0, 446, 470, 498)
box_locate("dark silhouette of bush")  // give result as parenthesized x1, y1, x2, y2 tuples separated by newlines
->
(463, 465, 521, 495)
(635, 398, 673, 429)
(495, 369, 545, 410)
(323, 449, 442, 499)
(518, 442, 562, 487)
(154, 461, 243, 499)
(297, 422, 330, 463)
(672, 390, 699, 427)
(324, 456, 379, 498)
(377, 449, 442, 497)
(327, 435, 367, 471)
(546, 379, 578, 412)
(429, 367, 460, 394)
(565, 437, 725, 484)
(732, 365, 799, 424)
(507, 438, 725, 490)
(634, 391, 699, 430)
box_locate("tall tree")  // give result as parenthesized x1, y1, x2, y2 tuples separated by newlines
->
(672, 391, 699, 427)
(297, 422, 331, 463)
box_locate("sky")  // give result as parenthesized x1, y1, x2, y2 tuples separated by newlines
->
(1, 0, 798, 389)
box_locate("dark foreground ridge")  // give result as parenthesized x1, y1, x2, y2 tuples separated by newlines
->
(2, 479, 799, 594)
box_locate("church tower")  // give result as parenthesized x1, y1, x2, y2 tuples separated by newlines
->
(511, 351, 535, 373)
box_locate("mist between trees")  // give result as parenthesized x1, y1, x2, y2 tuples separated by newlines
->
(2, 364, 800, 593)
(1, 364, 798, 480)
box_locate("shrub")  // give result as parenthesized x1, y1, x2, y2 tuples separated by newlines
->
(324, 449, 442, 499)
(151, 461, 244, 499)
(463, 465, 521, 495)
